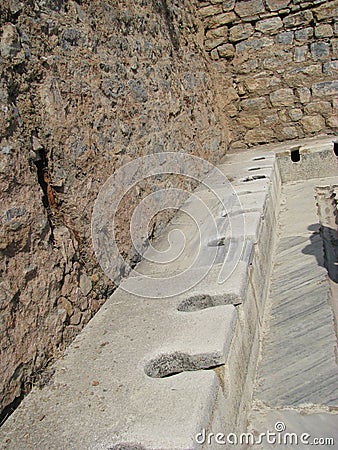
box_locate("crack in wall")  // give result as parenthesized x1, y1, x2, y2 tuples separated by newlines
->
(32, 146, 56, 244)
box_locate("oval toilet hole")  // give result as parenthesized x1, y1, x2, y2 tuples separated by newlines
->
(144, 352, 223, 378)
(177, 294, 238, 312)
(242, 175, 267, 182)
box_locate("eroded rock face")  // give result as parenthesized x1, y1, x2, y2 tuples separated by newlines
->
(0, 0, 227, 416)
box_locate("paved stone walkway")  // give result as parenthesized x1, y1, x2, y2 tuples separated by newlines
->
(248, 178, 338, 449)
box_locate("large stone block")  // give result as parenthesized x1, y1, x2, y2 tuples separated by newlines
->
(313, 0, 338, 21)
(241, 97, 268, 111)
(297, 86, 311, 104)
(236, 37, 273, 52)
(265, 0, 291, 11)
(218, 43, 235, 58)
(245, 76, 280, 94)
(294, 45, 308, 62)
(301, 115, 326, 133)
(255, 17, 283, 33)
(206, 26, 228, 40)
(279, 126, 299, 139)
(245, 127, 274, 144)
(315, 24, 333, 38)
(289, 108, 303, 121)
(323, 60, 338, 75)
(284, 64, 323, 87)
(332, 38, 338, 58)
(295, 27, 313, 42)
(198, 4, 223, 18)
(234, 0, 265, 18)
(205, 37, 226, 51)
(305, 101, 332, 116)
(229, 23, 254, 42)
(237, 114, 261, 128)
(222, 0, 236, 11)
(270, 88, 295, 106)
(310, 41, 330, 61)
(311, 80, 338, 97)
(283, 10, 313, 29)
(204, 12, 237, 29)
(276, 31, 294, 44)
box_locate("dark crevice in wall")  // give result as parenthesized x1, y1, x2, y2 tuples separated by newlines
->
(153, 0, 179, 51)
(33, 148, 55, 244)
(0, 391, 24, 428)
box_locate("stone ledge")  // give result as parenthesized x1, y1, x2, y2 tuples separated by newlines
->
(0, 136, 337, 449)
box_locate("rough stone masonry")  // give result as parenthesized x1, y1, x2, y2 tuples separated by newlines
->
(197, 0, 338, 150)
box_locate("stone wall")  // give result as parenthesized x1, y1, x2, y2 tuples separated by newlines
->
(197, 0, 338, 150)
(0, 0, 228, 418)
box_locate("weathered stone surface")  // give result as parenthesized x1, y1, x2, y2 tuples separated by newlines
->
(311, 80, 338, 97)
(265, 0, 291, 11)
(276, 30, 294, 44)
(218, 43, 235, 58)
(237, 114, 261, 128)
(315, 24, 333, 38)
(244, 76, 281, 94)
(198, 4, 223, 18)
(0, 23, 21, 58)
(205, 36, 226, 51)
(222, 0, 236, 11)
(331, 38, 338, 58)
(235, 0, 266, 17)
(204, 11, 237, 28)
(310, 41, 330, 60)
(262, 111, 279, 125)
(294, 45, 308, 62)
(270, 88, 295, 106)
(79, 273, 92, 296)
(223, 86, 240, 105)
(334, 21, 338, 36)
(241, 97, 268, 110)
(294, 27, 313, 42)
(284, 64, 323, 87)
(236, 37, 274, 52)
(245, 127, 274, 143)
(305, 101, 332, 116)
(300, 115, 326, 134)
(279, 125, 299, 139)
(297, 86, 311, 103)
(323, 60, 338, 75)
(313, 0, 338, 21)
(57, 297, 73, 317)
(255, 17, 283, 33)
(206, 25, 228, 39)
(283, 10, 313, 28)
(327, 115, 338, 128)
(229, 23, 254, 42)
(288, 108, 303, 121)
(0, 0, 229, 417)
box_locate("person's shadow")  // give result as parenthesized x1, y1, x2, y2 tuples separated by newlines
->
(302, 223, 338, 283)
